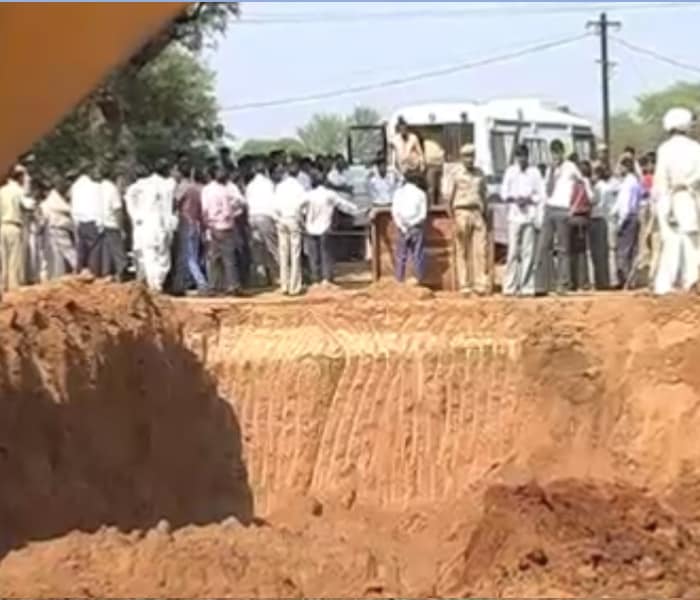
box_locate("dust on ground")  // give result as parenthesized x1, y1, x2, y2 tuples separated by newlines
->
(1, 278, 700, 597)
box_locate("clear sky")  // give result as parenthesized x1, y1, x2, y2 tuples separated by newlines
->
(208, 1, 700, 141)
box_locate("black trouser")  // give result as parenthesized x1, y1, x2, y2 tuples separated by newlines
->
(234, 215, 251, 288)
(535, 206, 571, 294)
(569, 218, 590, 291)
(207, 229, 239, 293)
(306, 233, 333, 283)
(76, 221, 103, 276)
(426, 165, 443, 206)
(101, 227, 128, 281)
(588, 217, 610, 290)
(617, 216, 640, 288)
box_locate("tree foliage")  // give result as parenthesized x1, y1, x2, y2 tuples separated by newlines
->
(238, 137, 307, 156)
(287, 105, 382, 156)
(611, 80, 700, 158)
(29, 2, 239, 183)
(296, 113, 349, 156)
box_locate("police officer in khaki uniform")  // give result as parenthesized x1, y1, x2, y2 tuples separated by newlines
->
(448, 144, 490, 295)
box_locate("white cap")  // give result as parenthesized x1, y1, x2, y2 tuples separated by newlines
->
(663, 107, 693, 133)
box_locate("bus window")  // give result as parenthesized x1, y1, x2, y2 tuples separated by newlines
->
(348, 126, 386, 166)
(412, 123, 474, 163)
(573, 136, 594, 161)
(443, 123, 474, 162)
(524, 138, 549, 166)
(490, 131, 516, 178)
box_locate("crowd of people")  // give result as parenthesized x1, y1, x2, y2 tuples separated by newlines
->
(0, 106, 697, 300)
(387, 108, 700, 297)
(0, 151, 369, 299)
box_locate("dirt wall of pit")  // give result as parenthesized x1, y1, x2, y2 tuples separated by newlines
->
(2, 280, 700, 597)
(0, 281, 253, 557)
(179, 289, 700, 516)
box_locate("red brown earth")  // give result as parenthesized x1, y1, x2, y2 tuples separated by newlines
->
(0, 278, 699, 597)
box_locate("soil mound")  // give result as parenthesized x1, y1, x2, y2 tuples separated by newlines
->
(1, 281, 700, 597)
(0, 278, 252, 558)
(441, 480, 700, 598)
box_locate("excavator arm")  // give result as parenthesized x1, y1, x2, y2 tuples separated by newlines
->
(0, 2, 188, 174)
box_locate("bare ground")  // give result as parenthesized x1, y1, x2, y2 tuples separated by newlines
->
(0, 278, 699, 597)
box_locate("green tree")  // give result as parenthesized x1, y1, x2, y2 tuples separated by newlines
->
(610, 111, 658, 160)
(348, 106, 382, 127)
(294, 105, 383, 156)
(297, 113, 348, 156)
(29, 2, 239, 183)
(346, 105, 383, 164)
(238, 137, 307, 156)
(611, 80, 700, 158)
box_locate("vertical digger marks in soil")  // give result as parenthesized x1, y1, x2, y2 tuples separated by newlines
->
(179, 292, 700, 516)
(4, 282, 700, 597)
(183, 307, 528, 514)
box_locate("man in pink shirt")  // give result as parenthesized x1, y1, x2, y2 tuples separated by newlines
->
(201, 166, 243, 295)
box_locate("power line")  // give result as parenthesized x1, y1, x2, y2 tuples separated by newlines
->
(324, 33, 572, 81)
(611, 36, 700, 74)
(237, 2, 698, 25)
(221, 33, 592, 113)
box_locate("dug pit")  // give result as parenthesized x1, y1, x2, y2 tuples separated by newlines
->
(0, 278, 699, 597)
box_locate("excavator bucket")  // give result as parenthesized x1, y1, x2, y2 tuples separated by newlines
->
(0, 2, 189, 174)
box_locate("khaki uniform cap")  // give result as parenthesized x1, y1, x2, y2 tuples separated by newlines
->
(460, 143, 476, 156)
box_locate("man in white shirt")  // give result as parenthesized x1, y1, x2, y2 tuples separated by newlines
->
(305, 168, 362, 285)
(326, 155, 353, 201)
(535, 139, 582, 295)
(13, 164, 42, 285)
(391, 117, 424, 175)
(273, 165, 308, 295)
(0, 167, 31, 291)
(653, 107, 700, 295)
(245, 160, 279, 287)
(99, 165, 128, 281)
(612, 157, 643, 287)
(41, 177, 77, 279)
(368, 159, 400, 206)
(392, 171, 428, 283)
(70, 167, 104, 277)
(501, 144, 544, 296)
(125, 160, 177, 293)
(296, 155, 313, 191)
(589, 165, 615, 289)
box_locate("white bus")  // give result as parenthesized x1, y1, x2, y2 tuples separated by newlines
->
(347, 98, 597, 245)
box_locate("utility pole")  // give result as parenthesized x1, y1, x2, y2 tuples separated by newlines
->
(587, 12, 621, 152)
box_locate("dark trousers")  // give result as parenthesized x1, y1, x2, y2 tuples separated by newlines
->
(569, 218, 590, 291)
(76, 221, 103, 276)
(234, 216, 251, 288)
(535, 206, 571, 293)
(426, 165, 443, 206)
(588, 217, 610, 290)
(207, 229, 239, 293)
(306, 233, 333, 283)
(395, 225, 425, 282)
(101, 227, 128, 281)
(617, 216, 640, 287)
(173, 220, 208, 294)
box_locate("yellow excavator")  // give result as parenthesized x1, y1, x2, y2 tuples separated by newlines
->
(0, 2, 189, 174)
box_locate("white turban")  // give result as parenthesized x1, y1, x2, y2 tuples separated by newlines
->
(663, 107, 693, 133)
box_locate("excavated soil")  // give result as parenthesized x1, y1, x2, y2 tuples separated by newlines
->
(1, 278, 700, 597)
